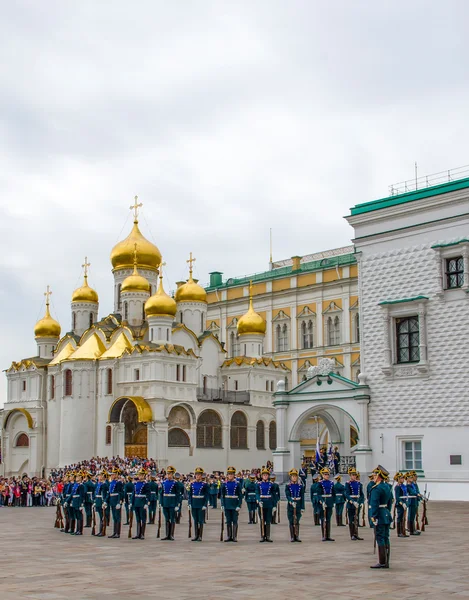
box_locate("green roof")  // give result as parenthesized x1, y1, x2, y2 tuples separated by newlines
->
(431, 238, 469, 249)
(378, 296, 428, 306)
(205, 252, 357, 291)
(350, 177, 469, 216)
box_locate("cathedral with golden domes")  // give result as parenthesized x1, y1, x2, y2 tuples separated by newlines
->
(2, 200, 284, 476)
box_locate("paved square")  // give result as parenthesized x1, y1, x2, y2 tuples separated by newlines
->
(0, 502, 467, 600)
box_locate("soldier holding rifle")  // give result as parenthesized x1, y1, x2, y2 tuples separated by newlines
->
(131, 468, 150, 540)
(345, 467, 364, 541)
(93, 470, 109, 537)
(317, 467, 336, 542)
(188, 467, 209, 542)
(284, 468, 304, 542)
(369, 465, 393, 569)
(107, 467, 124, 539)
(393, 472, 409, 538)
(159, 466, 180, 541)
(220, 466, 242, 542)
(256, 467, 274, 543)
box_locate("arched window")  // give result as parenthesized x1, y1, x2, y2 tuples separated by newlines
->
(256, 420, 265, 450)
(354, 314, 360, 343)
(72, 312, 76, 331)
(124, 302, 128, 320)
(203, 376, 208, 394)
(168, 405, 191, 429)
(269, 421, 277, 450)
(230, 411, 248, 449)
(327, 316, 341, 346)
(196, 410, 222, 448)
(50, 375, 55, 399)
(16, 433, 29, 447)
(106, 369, 113, 395)
(117, 284, 122, 310)
(230, 331, 240, 358)
(65, 369, 73, 396)
(276, 323, 289, 352)
(105, 425, 112, 445)
(168, 428, 190, 447)
(89, 312, 94, 328)
(301, 319, 314, 349)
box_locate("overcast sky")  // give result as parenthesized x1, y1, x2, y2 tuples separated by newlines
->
(1, 1, 469, 404)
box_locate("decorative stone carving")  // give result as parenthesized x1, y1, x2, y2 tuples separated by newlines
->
(307, 358, 335, 379)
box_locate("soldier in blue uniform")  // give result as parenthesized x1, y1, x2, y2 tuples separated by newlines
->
(243, 473, 258, 524)
(160, 465, 180, 541)
(108, 467, 124, 539)
(148, 472, 159, 525)
(60, 473, 72, 533)
(317, 467, 336, 542)
(123, 475, 134, 525)
(188, 466, 209, 541)
(220, 466, 243, 542)
(333, 475, 346, 526)
(66, 470, 85, 535)
(369, 465, 393, 569)
(93, 470, 109, 537)
(131, 468, 150, 539)
(345, 467, 364, 541)
(284, 468, 305, 542)
(393, 472, 409, 538)
(299, 463, 307, 487)
(405, 472, 421, 536)
(174, 472, 184, 524)
(270, 474, 280, 525)
(208, 474, 219, 509)
(411, 471, 424, 531)
(83, 472, 95, 528)
(256, 467, 274, 543)
(310, 474, 321, 526)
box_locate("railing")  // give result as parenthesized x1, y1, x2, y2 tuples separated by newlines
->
(196, 388, 250, 404)
(389, 164, 469, 196)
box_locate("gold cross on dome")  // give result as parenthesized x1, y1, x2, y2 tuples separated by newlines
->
(130, 196, 143, 222)
(44, 285, 52, 306)
(187, 252, 196, 276)
(82, 256, 91, 278)
(159, 261, 166, 281)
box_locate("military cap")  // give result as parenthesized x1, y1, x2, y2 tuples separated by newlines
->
(166, 465, 176, 474)
(312, 474, 320, 482)
(195, 466, 204, 474)
(288, 468, 299, 477)
(137, 467, 147, 475)
(348, 467, 357, 475)
(261, 467, 270, 475)
(227, 466, 236, 474)
(334, 475, 341, 481)
(394, 472, 404, 481)
(270, 474, 277, 481)
(174, 472, 181, 479)
(372, 465, 389, 480)
(320, 467, 330, 475)
(249, 473, 256, 479)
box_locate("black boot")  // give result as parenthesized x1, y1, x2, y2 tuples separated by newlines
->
(225, 523, 232, 542)
(336, 513, 340, 527)
(370, 545, 387, 569)
(289, 524, 295, 542)
(326, 520, 335, 542)
(132, 523, 141, 540)
(355, 522, 364, 540)
(109, 522, 118, 539)
(321, 520, 327, 542)
(295, 524, 302, 542)
(75, 520, 83, 535)
(161, 522, 170, 540)
(96, 520, 104, 537)
(259, 523, 266, 542)
(232, 524, 238, 542)
(314, 513, 320, 526)
(140, 522, 146, 540)
(85, 514, 92, 528)
(170, 522, 175, 540)
(198, 524, 204, 541)
(192, 523, 199, 541)
(265, 524, 273, 542)
(350, 523, 357, 541)
(385, 544, 390, 568)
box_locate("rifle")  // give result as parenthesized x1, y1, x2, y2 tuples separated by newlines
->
(128, 506, 133, 539)
(91, 505, 96, 536)
(391, 502, 396, 529)
(157, 506, 162, 538)
(188, 506, 192, 539)
(54, 501, 61, 528)
(373, 523, 376, 554)
(361, 503, 366, 527)
(415, 506, 420, 531)
(102, 506, 107, 536)
(260, 504, 265, 539)
(293, 502, 298, 538)
(353, 502, 359, 537)
(220, 508, 225, 542)
(322, 502, 327, 539)
(277, 502, 281, 524)
(58, 501, 64, 529)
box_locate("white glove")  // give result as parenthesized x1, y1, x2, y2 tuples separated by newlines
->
(301, 509, 305, 514)
(221, 506, 224, 513)
(64, 502, 68, 508)
(103, 503, 107, 509)
(235, 507, 240, 512)
(354, 502, 359, 508)
(258, 501, 263, 508)
(202, 506, 206, 511)
(116, 504, 121, 510)
(289, 501, 293, 506)
(175, 507, 180, 513)
(128, 504, 132, 509)
(273, 507, 277, 513)
(93, 503, 96, 507)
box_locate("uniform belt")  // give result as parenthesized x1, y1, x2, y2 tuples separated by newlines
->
(260, 495, 271, 498)
(225, 495, 238, 498)
(193, 495, 205, 498)
(379, 504, 388, 508)
(73, 495, 80, 498)
(136, 494, 146, 497)
(407, 495, 416, 498)
(95, 495, 102, 498)
(350, 495, 359, 498)
(322, 494, 332, 497)
(87, 492, 93, 497)
(163, 493, 176, 496)
(291, 497, 301, 501)
(312, 493, 317, 496)
(336, 493, 343, 496)
(247, 493, 256, 496)
(110, 493, 119, 496)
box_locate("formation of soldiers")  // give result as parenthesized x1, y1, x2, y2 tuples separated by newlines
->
(54, 463, 429, 569)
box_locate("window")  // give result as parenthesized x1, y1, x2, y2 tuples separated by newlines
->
(106, 369, 113, 395)
(445, 256, 464, 289)
(134, 369, 140, 381)
(269, 421, 277, 450)
(256, 420, 265, 449)
(230, 331, 240, 358)
(196, 410, 222, 448)
(117, 284, 122, 310)
(403, 440, 422, 470)
(179, 311, 183, 324)
(396, 316, 419, 363)
(327, 316, 340, 345)
(276, 323, 289, 352)
(168, 428, 190, 447)
(176, 364, 181, 381)
(301, 320, 314, 349)
(22, 380, 26, 392)
(230, 411, 248, 449)
(50, 375, 55, 399)
(168, 405, 191, 429)
(105, 425, 112, 445)
(72, 312, 76, 331)
(201, 313, 205, 333)
(203, 376, 208, 394)
(65, 369, 73, 396)
(234, 380, 238, 391)
(182, 365, 187, 382)
(89, 312, 94, 328)
(16, 433, 29, 447)
(354, 314, 360, 343)
(265, 380, 269, 392)
(124, 302, 128, 320)
(450, 455, 462, 465)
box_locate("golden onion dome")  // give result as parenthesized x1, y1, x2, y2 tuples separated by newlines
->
(145, 276, 177, 318)
(34, 303, 61, 339)
(72, 275, 98, 303)
(237, 285, 266, 336)
(110, 220, 161, 272)
(175, 276, 207, 304)
(121, 243, 151, 293)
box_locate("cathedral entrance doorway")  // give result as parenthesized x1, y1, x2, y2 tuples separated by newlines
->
(108, 396, 153, 459)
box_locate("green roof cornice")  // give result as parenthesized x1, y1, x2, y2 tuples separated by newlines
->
(431, 238, 469, 249)
(378, 295, 429, 306)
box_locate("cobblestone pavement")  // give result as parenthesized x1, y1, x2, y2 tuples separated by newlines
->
(0, 502, 467, 600)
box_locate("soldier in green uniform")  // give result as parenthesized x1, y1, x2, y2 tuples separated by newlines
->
(131, 468, 150, 539)
(243, 473, 258, 524)
(270, 474, 280, 525)
(220, 466, 243, 542)
(369, 465, 393, 569)
(310, 474, 321, 526)
(208, 474, 219, 509)
(107, 467, 124, 539)
(345, 467, 364, 541)
(65, 470, 85, 535)
(393, 472, 409, 538)
(366, 473, 375, 528)
(317, 467, 336, 541)
(93, 470, 109, 537)
(174, 472, 184, 525)
(256, 467, 274, 543)
(148, 472, 159, 525)
(188, 466, 209, 541)
(60, 473, 72, 533)
(160, 466, 180, 541)
(284, 468, 305, 542)
(333, 475, 346, 526)
(83, 472, 95, 528)
(123, 475, 134, 525)
(405, 472, 421, 536)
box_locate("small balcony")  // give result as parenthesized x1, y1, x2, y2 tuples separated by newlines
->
(196, 387, 250, 405)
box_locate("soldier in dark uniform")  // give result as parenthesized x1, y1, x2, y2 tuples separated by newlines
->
(366, 473, 375, 528)
(285, 468, 305, 542)
(333, 446, 341, 475)
(66, 470, 85, 535)
(317, 467, 336, 541)
(345, 467, 364, 541)
(148, 472, 159, 525)
(160, 465, 180, 541)
(131, 468, 150, 540)
(405, 472, 421, 536)
(220, 466, 242, 542)
(310, 474, 321, 526)
(243, 473, 258, 524)
(83, 472, 95, 528)
(333, 475, 346, 526)
(123, 475, 134, 525)
(370, 465, 393, 569)
(93, 470, 109, 537)
(299, 464, 307, 487)
(188, 466, 209, 541)
(60, 473, 72, 533)
(174, 472, 184, 525)
(108, 467, 124, 539)
(256, 467, 274, 543)
(208, 474, 219, 509)
(393, 472, 409, 538)
(270, 474, 280, 525)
